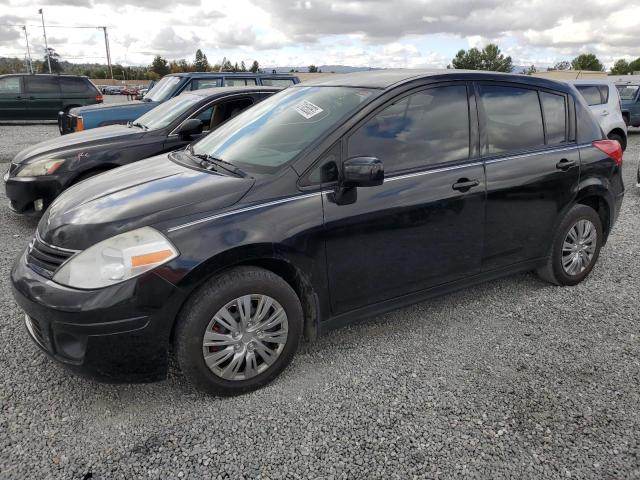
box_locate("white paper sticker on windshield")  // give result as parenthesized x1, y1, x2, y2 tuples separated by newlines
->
(294, 100, 324, 119)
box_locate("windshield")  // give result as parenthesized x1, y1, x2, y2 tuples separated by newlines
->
(133, 93, 201, 130)
(144, 76, 181, 102)
(191, 86, 377, 174)
(616, 84, 639, 101)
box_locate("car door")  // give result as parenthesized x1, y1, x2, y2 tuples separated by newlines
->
(320, 83, 486, 315)
(24, 76, 62, 120)
(478, 83, 580, 271)
(0, 76, 27, 120)
(575, 85, 609, 130)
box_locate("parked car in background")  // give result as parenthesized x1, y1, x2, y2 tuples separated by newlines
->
(12, 70, 624, 395)
(568, 80, 627, 150)
(5, 86, 280, 214)
(103, 85, 124, 95)
(121, 85, 140, 96)
(0, 74, 102, 120)
(616, 81, 640, 128)
(58, 72, 300, 135)
(136, 88, 149, 100)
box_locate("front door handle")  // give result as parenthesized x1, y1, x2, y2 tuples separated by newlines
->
(452, 178, 480, 192)
(556, 159, 576, 171)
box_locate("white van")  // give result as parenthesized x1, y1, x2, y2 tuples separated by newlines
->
(567, 80, 628, 150)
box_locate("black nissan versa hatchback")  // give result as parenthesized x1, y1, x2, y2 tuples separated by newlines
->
(11, 70, 625, 396)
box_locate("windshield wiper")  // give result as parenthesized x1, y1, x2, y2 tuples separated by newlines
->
(128, 121, 148, 130)
(186, 146, 249, 178)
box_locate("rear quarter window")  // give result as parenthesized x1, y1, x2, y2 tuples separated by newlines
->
(60, 77, 96, 95)
(25, 76, 60, 94)
(576, 85, 605, 106)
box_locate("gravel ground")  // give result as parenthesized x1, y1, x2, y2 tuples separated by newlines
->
(0, 95, 130, 163)
(0, 126, 639, 479)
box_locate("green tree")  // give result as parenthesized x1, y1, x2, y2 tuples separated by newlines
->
(548, 60, 571, 71)
(240, 61, 247, 72)
(449, 44, 512, 72)
(308, 64, 319, 73)
(249, 60, 260, 73)
(610, 59, 630, 75)
(150, 55, 170, 76)
(522, 65, 537, 75)
(627, 58, 640, 74)
(40, 47, 62, 73)
(571, 53, 604, 71)
(193, 49, 209, 72)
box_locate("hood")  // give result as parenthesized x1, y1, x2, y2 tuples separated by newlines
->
(38, 153, 255, 250)
(70, 100, 158, 118)
(12, 125, 143, 164)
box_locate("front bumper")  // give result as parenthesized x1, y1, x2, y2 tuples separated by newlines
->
(11, 248, 184, 382)
(4, 169, 71, 213)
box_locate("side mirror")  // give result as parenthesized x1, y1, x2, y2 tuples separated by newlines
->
(342, 156, 384, 188)
(176, 118, 203, 139)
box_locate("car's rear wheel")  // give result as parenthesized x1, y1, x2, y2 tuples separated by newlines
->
(537, 204, 603, 286)
(175, 266, 303, 396)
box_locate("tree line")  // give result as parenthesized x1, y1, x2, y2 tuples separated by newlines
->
(449, 44, 640, 75)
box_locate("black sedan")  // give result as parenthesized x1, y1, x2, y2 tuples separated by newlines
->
(4, 86, 280, 214)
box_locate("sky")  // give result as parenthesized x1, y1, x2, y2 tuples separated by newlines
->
(0, 0, 639, 70)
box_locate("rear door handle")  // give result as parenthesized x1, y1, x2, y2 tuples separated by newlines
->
(452, 178, 480, 192)
(556, 159, 576, 171)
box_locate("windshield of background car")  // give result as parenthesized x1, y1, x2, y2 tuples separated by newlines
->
(191, 86, 377, 174)
(134, 94, 202, 130)
(144, 76, 181, 102)
(617, 84, 639, 101)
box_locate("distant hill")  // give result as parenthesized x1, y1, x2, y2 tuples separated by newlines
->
(269, 65, 382, 74)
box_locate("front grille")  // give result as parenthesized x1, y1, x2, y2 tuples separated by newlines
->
(26, 235, 77, 279)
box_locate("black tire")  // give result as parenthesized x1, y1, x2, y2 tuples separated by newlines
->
(608, 131, 626, 151)
(175, 266, 303, 396)
(537, 204, 603, 286)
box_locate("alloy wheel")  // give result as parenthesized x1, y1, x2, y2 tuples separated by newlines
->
(202, 294, 289, 381)
(561, 219, 597, 276)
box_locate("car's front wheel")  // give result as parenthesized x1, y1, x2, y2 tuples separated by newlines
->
(175, 266, 303, 396)
(537, 204, 603, 286)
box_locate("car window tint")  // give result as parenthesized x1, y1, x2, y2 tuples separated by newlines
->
(304, 143, 340, 185)
(261, 79, 295, 87)
(224, 78, 257, 86)
(191, 78, 222, 90)
(0, 76, 21, 94)
(25, 76, 59, 94)
(478, 85, 544, 154)
(575, 85, 604, 106)
(60, 77, 93, 94)
(540, 91, 567, 144)
(348, 85, 469, 173)
(201, 97, 254, 131)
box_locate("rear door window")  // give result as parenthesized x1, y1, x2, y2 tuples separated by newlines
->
(575, 85, 605, 105)
(261, 78, 295, 87)
(540, 91, 568, 144)
(0, 76, 21, 94)
(191, 78, 222, 90)
(60, 77, 94, 94)
(25, 76, 60, 94)
(224, 78, 258, 86)
(348, 84, 470, 173)
(478, 84, 545, 154)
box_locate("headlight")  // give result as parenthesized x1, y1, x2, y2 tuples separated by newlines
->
(17, 158, 65, 177)
(52, 227, 179, 289)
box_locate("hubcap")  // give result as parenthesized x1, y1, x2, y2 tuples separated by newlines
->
(562, 219, 597, 276)
(202, 294, 288, 381)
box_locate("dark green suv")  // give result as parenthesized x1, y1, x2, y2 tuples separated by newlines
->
(0, 74, 102, 120)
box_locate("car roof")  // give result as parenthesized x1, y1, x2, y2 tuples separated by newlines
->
(181, 85, 283, 99)
(297, 69, 574, 92)
(0, 73, 90, 78)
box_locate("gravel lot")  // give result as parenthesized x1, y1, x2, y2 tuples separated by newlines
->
(0, 121, 639, 479)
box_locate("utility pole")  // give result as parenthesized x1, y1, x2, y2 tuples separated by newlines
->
(38, 8, 52, 73)
(22, 26, 33, 74)
(102, 26, 114, 80)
